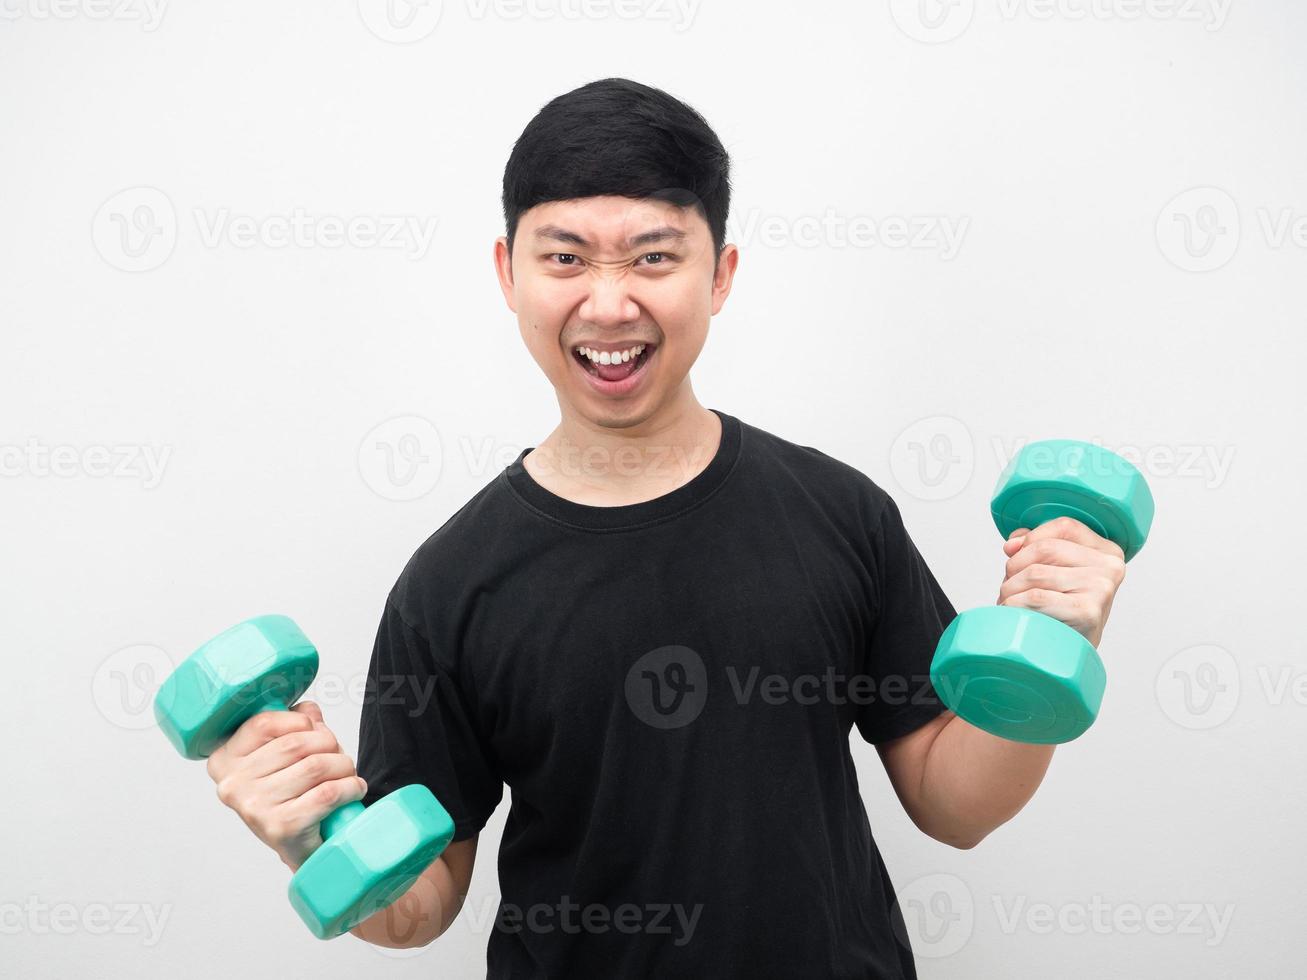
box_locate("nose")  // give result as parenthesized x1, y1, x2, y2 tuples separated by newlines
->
(578, 270, 641, 327)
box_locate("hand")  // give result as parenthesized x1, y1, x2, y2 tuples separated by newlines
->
(996, 515, 1127, 648)
(204, 700, 368, 872)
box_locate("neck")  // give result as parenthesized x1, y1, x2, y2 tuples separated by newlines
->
(526, 387, 722, 507)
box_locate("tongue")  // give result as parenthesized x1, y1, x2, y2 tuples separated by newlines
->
(596, 357, 637, 382)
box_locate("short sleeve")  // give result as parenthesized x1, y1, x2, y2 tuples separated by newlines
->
(357, 596, 503, 841)
(855, 492, 958, 745)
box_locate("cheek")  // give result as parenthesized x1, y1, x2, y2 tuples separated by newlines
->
(516, 270, 577, 318)
(516, 293, 573, 347)
(656, 274, 711, 312)
(641, 284, 707, 339)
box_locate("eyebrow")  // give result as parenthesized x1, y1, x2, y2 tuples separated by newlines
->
(533, 224, 688, 250)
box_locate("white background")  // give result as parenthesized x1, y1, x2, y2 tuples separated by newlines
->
(3, 1, 1304, 977)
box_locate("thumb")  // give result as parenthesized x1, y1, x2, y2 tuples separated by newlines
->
(292, 700, 324, 725)
(1003, 528, 1030, 555)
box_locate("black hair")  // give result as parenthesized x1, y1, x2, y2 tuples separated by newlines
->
(501, 77, 731, 267)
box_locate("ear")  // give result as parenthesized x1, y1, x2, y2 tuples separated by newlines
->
(710, 243, 739, 316)
(494, 236, 518, 313)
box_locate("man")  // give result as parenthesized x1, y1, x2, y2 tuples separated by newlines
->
(204, 77, 1128, 977)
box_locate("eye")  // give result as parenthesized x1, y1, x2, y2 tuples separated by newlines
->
(548, 252, 671, 268)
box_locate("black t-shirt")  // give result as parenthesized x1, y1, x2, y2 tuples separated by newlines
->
(357, 408, 957, 978)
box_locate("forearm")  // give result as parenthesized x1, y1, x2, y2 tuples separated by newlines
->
(345, 853, 466, 948)
(917, 713, 1055, 848)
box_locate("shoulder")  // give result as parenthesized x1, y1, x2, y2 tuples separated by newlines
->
(388, 472, 519, 618)
(738, 417, 895, 529)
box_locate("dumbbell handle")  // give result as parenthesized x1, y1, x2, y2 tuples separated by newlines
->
(252, 698, 366, 842)
(1008, 500, 1111, 538)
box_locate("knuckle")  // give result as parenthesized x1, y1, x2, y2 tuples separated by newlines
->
(260, 817, 289, 843)
(249, 713, 280, 741)
(281, 730, 316, 760)
(302, 754, 330, 781)
(310, 781, 341, 808)
(215, 778, 234, 806)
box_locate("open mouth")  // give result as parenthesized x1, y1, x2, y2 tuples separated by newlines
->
(571, 343, 657, 386)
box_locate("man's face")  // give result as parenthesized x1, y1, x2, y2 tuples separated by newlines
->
(495, 195, 737, 428)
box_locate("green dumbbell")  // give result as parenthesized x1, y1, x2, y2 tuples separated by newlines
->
(930, 439, 1155, 744)
(153, 614, 454, 939)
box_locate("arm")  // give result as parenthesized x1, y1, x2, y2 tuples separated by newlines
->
(204, 695, 481, 946)
(877, 711, 1054, 849)
(348, 836, 479, 948)
(350, 593, 504, 946)
(878, 516, 1127, 849)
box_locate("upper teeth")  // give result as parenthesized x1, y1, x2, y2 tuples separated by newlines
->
(576, 344, 646, 365)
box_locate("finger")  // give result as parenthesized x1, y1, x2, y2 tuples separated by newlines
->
(1016, 516, 1125, 560)
(999, 586, 1088, 622)
(1006, 535, 1125, 579)
(1000, 587, 1099, 642)
(1002, 528, 1031, 557)
(264, 752, 359, 806)
(240, 726, 342, 780)
(292, 700, 324, 725)
(222, 709, 316, 759)
(997, 563, 1111, 605)
(277, 774, 369, 829)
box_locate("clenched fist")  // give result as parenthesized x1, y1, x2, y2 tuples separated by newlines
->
(204, 700, 368, 872)
(997, 515, 1128, 649)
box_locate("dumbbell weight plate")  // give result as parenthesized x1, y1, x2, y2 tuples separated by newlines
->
(154, 615, 318, 760)
(931, 605, 1106, 744)
(990, 439, 1155, 561)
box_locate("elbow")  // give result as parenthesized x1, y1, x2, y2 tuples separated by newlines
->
(350, 926, 441, 951)
(904, 796, 1005, 850)
(924, 823, 991, 850)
